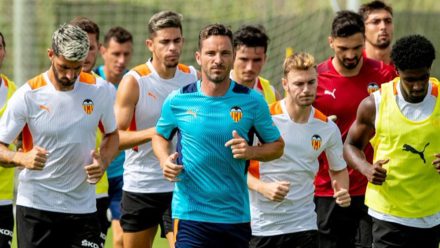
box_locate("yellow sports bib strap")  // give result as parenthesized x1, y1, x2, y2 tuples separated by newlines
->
(95, 129, 109, 195)
(0, 74, 17, 200)
(368, 79, 440, 218)
(258, 76, 276, 104)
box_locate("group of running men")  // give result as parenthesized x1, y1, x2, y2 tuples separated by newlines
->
(0, 1, 439, 248)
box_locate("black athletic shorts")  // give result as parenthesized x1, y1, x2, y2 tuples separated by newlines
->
(16, 205, 101, 248)
(250, 230, 318, 248)
(372, 216, 440, 248)
(120, 191, 172, 233)
(314, 195, 372, 248)
(96, 196, 110, 245)
(0, 204, 14, 248)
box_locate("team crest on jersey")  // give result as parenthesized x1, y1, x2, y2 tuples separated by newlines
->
(367, 82, 380, 94)
(230, 106, 243, 122)
(82, 99, 94, 115)
(311, 134, 322, 150)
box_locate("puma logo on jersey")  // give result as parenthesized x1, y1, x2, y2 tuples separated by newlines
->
(39, 105, 50, 112)
(147, 91, 157, 100)
(186, 109, 197, 118)
(402, 142, 430, 163)
(324, 89, 336, 99)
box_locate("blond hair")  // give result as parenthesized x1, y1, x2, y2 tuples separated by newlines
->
(283, 52, 316, 76)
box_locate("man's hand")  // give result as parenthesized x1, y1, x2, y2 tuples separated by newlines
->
(84, 150, 104, 184)
(433, 154, 440, 174)
(364, 159, 388, 185)
(333, 180, 351, 208)
(258, 181, 290, 202)
(15, 146, 49, 170)
(161, 152, 183, 182)
(225, 130, 252, 160)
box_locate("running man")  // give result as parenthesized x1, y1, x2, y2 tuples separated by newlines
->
(115, 11, 198, 248)
(249, 52, 350, 248)
(344, 34, 440, 248)
(153, 23, 284, 248)
(0, 24, 119, 248)
(313, 11, 396, 248)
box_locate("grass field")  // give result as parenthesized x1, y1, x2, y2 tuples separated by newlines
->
(11, 226, 170, 248)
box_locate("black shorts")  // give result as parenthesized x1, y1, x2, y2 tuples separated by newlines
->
(159, 206, 173, 238)
(250, 230, 318, 248)
(16, 205, 101, 248)
(175, 219, 251, 248)
(0, 204, 14, 248)
(314, 195, 372, 248)
(96, 197, 110, 243)
(120, 191, 172, 233)
(372, 216, 440, 248)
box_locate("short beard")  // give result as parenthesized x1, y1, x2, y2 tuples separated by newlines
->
(52, 62, 76, 88)
(375, 39, 391, 49)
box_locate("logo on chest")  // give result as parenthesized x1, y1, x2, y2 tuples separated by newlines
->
(402, 142, 430, 164)
(367, 82, 380, 94)
(82, 99, 94, 115)
(230, 106, 243, 123)
(324, 88, 336, 99)
(311, 134, 322, 150)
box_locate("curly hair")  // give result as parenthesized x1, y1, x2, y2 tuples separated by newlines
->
(391, 35, 436, 71)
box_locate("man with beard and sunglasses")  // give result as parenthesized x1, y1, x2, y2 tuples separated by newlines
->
(359, 1, 394, 65)
(313, 11, 395, 248)
(0, 24, 119, 248)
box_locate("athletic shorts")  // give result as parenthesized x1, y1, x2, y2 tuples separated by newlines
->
(372, 217, 440, 248)
(108, 175, 123, 220)
(0, 204, 14, 248)
(96, 197, 110, 245)
(250, 230, 318, 248)
(120, 191, 172, 233)
(16, 205, 100, 248)
(159, 206, 173, 238)
(174, 219, 251, 248)
(314, 195, 372, 248)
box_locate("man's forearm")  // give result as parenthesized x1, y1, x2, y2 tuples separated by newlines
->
(118, 127, 156, 150)
(249, 138, 284, 162)
(100, 130, 119, 169)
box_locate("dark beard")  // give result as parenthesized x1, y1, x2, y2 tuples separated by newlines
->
(52, 63, 76, 88)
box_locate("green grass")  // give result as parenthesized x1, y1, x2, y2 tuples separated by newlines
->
(12, 226, 170, 248)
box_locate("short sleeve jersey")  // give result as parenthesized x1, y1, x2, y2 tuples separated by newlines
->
(313, 57, 396, 196)
(156, 80, 280, 223)
(0, 72, 117, 213)
(249, 100, 345, 236)
(123, 60, 198, 193)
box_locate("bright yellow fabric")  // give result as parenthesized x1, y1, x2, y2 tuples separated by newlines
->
(0, 74, 17, 201)
(367, 78, 440, 218)
(258, 76, 276, 104)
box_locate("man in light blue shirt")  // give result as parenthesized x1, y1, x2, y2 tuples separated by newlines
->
(153, 23, 284, 248)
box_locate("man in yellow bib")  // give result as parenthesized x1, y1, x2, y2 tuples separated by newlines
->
(344, 34, 440, 248)
(0, 31, 17, 248)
